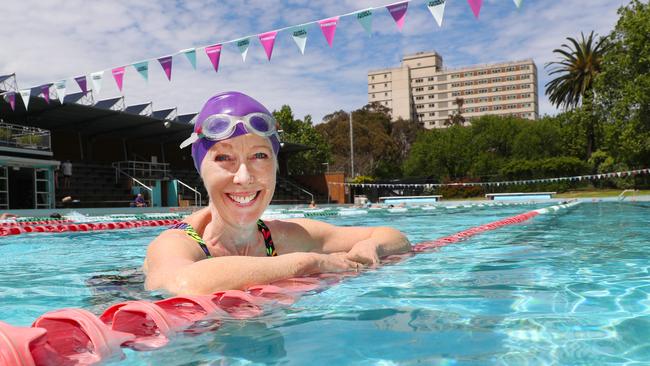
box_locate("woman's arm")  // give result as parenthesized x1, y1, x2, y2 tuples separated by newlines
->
(274, 219, 411, 265)
(144, 230, 359, 295)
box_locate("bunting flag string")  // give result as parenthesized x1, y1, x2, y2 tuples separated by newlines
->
(356, 9, 373, 36)
(318, 17, 339, 47)
(331, 169, 650, 189)
(54, 80, 66, 104)
(19, 90, 31, 110)
(0, 0, 523, 109)
(467, 0, 483, 18)
(426, 0, 447, 27)
(133, 61, 149, 82)
(386, 2, 409, 31)
(74, 76, 87, 94)
(112, 67, 126, 92)
(4, 92, 16, 111)
(158, 56, 173, 81)
(290, 25, 309, 54)
(90, 71, 104, 94)
(40, 85, 51, 104)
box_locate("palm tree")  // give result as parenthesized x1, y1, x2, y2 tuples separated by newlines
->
(445, 97, 466, 126)
(545, 31, 609, 158)
(545, 31, 608, 110)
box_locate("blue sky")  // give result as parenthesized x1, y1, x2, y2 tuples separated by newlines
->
(0, 0, 630, 124)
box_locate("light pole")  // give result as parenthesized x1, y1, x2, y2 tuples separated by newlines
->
(349, 111, 355, 179)
(321, 162, 330, 204)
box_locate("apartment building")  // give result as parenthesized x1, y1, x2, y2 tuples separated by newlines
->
(367, 51, 539, 128)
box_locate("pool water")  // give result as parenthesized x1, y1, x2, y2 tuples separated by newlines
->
(1, 202, 649, 365)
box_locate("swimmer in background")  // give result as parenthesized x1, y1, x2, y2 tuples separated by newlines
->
(144, 92, 410, 295)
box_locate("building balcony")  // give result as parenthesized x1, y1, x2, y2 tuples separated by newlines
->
(0, 122, 52, 156)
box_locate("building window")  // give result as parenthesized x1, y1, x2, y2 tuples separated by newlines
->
(416, 104, 424, 109)
(371, 76, 375, 80)
(372, 85, 375, 89)
(428, 103, 435, 108)
(372, 93, 375, 98)
(452, 91, 460, 97)
(415, 87, 424, 92)
(418, 114, 424, 118)
(415, 78, 423, 83)
(428, 86, 435, 90)
(429, 112, 435, 116)
(428, 77, 435, 81)
(415, 96, 424, 100)
(385, 92, 388, 96)
(384, 74, 388, 78)
(428, 95, 435, 99)
(384, 83, 388, 87)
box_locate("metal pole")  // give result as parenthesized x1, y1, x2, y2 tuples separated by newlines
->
(349, 111, 355, 178)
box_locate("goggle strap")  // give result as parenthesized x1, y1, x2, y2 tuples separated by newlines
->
(179, 133, 200, 149)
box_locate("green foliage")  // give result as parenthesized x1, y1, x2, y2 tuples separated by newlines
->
(351, 175, 375, 184)
(545, 31, 609, 110)
(595, 0, 650, 168)
(316, 104, 402, 178)
(273, 105, 331, 175)
(403, 125, 473, 180)
(499, 157, 590, 180)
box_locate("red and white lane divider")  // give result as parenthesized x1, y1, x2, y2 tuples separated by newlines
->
(412, 200, 579, 251)
(0, 201, 579, 366)
(0, 219, 183, 237)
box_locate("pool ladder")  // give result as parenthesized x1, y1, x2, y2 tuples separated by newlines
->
(618, 189, 638, 201)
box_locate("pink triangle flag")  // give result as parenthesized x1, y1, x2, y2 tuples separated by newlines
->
(158, 56, 173, 80)
(41, 84, 50, 104)
(205, 44, 223, 72)
(75, 75, 87, 93)
(6, 92, 15, 111)
(318, 17, 339, 47)
(112, 67, 126, 92)
(467, 0, 482, 18)
(386, 2, 409, 31)
(258, 31, 278, 61)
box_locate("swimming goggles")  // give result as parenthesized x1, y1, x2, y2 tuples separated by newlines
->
(180, 112, 277, 149)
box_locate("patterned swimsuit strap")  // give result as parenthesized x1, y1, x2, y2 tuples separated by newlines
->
(170, 221, 276, 257)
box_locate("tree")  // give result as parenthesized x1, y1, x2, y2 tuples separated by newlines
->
(545, 31, 608, 158)
(316, 104, 400, 178)
(445, 97, 466, 126)
(595, 0, 650, 168)
(272, 105, 331, 175)
(545, 31, 608, 110)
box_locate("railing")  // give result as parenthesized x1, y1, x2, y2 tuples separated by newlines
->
(176, 179, 202, 207)
(0, 122, 51, 151)
(113, 167, 152, 193)
(618, 189, 638, 201)
(279, 177, 313, 203)
(112, 160, 169, 179)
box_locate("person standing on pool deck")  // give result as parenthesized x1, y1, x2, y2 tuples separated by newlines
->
(144, 92, 410, 295)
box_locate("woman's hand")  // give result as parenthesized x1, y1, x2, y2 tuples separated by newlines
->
(307, 252, 362, 274)
(345, 239, 380, 267)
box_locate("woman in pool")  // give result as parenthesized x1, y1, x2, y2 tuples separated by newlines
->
(144, 92, 410, 295)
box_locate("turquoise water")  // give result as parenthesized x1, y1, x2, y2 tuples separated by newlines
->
(1, 202, 649, 365)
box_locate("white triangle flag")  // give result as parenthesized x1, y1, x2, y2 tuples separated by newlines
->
(426, 0, 446, 27)
(54, 80, 66, 104)
(235, 38, 251, 62)
(90, 71, 104, 94)
(513, 0, 523, 8)
(19, 89, 31, 110)
(290, 25, 309, 54)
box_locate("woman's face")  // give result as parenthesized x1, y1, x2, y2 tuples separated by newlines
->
(200, 133, 276, 227)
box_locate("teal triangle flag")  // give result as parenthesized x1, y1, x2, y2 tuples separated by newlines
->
(133, 61, 149, 81)
(356, 9, 373, 36)
(181, 48, 197, 70)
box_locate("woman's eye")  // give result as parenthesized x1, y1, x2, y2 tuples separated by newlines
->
(215, 154, 231, 162)
(252, 152, 268, 159)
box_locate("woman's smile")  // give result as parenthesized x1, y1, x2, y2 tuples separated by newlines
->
(225, 191, 261, 206)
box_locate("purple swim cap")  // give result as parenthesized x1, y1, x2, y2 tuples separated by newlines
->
(189, 91, 280, 173)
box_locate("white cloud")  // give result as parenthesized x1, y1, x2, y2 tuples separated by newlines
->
(0, 0, 630, 124)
